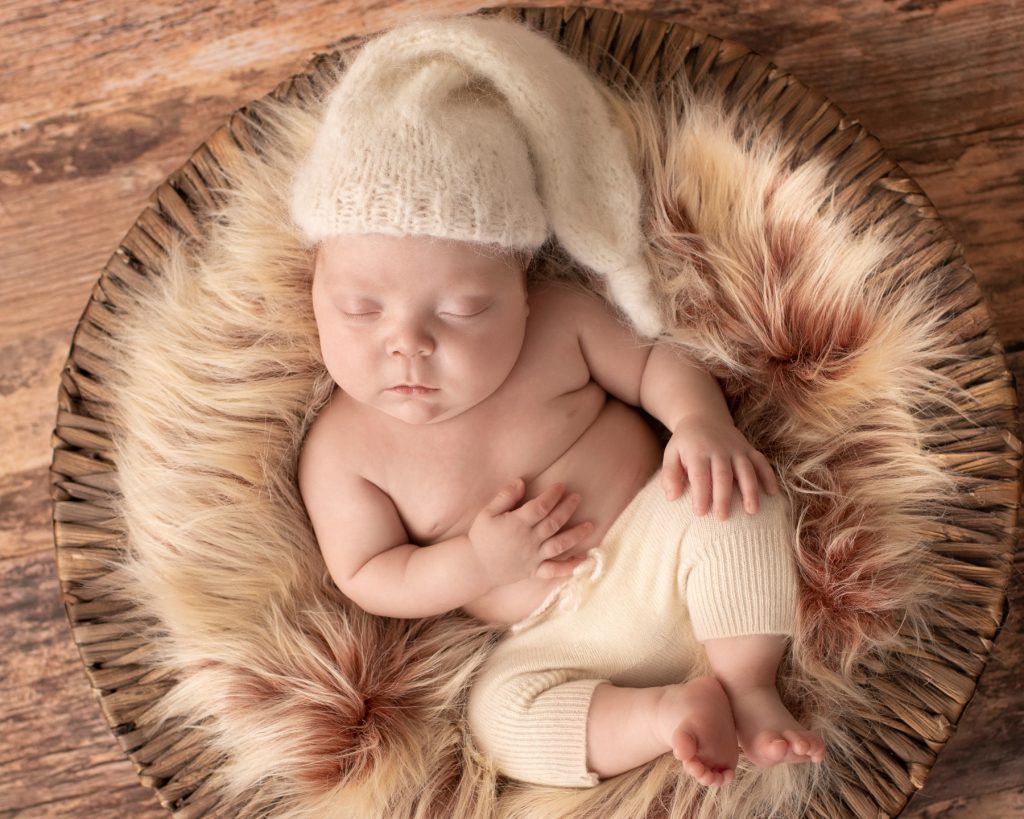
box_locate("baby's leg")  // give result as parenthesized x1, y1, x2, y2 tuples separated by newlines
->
(683, 488, 825, 768)
(586, 676, 737, 787)
(704, 634, 825, 766)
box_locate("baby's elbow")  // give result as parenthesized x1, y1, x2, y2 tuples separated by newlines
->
(331, 577, 393, 617)
(344, 589, 431, 620)
(333, 554, 425, 619)
(331, 564, 391, 617)
(343, 588, 398, 618)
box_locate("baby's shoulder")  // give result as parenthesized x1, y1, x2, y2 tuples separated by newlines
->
(528, 278, 619, 325)
(298, 392, 370, 486)
(526, 278, 635, 354)
(528, 277, 594, 310)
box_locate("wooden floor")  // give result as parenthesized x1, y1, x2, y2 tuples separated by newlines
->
(1, 0, 1021, 815)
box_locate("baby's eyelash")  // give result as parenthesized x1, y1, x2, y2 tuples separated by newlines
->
(440, 307, 487, 319)
(338, 308, 485, 320)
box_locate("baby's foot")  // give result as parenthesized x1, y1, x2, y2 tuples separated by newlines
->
(654, 676, 738, 787)
(729, 684, 825, 767)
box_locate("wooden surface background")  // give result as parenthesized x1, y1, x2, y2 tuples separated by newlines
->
(1, 0, 1021, 816)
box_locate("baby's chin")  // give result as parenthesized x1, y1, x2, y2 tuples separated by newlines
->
(371, 394, 476, 426)
(382, 405, 458, 425)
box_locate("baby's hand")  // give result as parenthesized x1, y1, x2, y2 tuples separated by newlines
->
(662, 416, 779, 521)
(468, 480, 594, 589)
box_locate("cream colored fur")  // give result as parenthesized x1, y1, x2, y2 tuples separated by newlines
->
(102, 44, 977, 818)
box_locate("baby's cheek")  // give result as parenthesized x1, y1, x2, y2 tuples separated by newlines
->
(318, 338, 350, 381)
(329, 348, 378, 396)
(317, 323, 350, 360)
(318, 335, 341, 373)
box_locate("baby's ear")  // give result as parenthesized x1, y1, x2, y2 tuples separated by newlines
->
(521, 249, 538, 276)
(520, 255, 534, 292)
(311, 239, 336, 283)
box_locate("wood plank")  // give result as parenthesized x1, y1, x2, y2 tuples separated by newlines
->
(905, 784, 1024, 819)
(903, 544, 1024, 814)
(0, 551, 163, 816)
(1, 0, 1020, 816)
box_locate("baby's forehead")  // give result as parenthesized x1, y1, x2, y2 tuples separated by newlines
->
(315, 234, 526, 292)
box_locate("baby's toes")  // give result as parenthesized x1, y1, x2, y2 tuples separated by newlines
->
(753, 730, 789, 764)
(782, 730, 810, 757)
(693, 765, 723, 788)
(702, 770, 724, 788)
(671, 726, 698, 763)
(811, 737, 826, 763)
(683, 757, 706, 780)
(782, 729, 824, 763)
(801, 731, 826, 763)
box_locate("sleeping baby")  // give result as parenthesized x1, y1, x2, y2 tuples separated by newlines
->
(291, 14, 824, 788)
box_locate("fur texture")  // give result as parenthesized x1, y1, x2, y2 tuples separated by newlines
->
(102, 45, 977, 818)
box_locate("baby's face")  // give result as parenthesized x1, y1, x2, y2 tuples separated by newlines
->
(313, 233, 531, 425)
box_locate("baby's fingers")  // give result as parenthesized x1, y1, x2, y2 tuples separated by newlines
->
(486, 478, 526, 515)
(517, 482, 567, 526)
(687, 457, 712, 517)
(662, 452, 686, 501)
(533, 491, 582, 541)
(538, 521, 594, 562)
(733, 457, 760, 515)
(535, 551, 589, 579)
(711, 455, 734, 521)
(752, 451, 779, 495)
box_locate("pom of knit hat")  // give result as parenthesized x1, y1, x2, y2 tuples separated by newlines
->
(291, 14, 664, 337)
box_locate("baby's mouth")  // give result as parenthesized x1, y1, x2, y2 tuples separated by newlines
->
(390, 384, 437, 395)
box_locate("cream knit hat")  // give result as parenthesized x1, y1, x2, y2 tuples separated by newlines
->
(291, 13, 664, 337)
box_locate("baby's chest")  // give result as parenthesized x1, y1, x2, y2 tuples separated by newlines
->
(389, 461, 514, 544)
(382, 390, 601, 544)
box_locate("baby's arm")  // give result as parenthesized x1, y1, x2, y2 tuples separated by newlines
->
(559, 284, 777, 519)
(299, 430, 590, 618)
(637, 342, 779, 519)
(305, 470, 489, 618)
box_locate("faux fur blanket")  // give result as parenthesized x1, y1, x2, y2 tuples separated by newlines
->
(103, 36, 975, 819)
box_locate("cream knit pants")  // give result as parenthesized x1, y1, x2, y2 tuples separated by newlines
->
(466, 472, 800, 787)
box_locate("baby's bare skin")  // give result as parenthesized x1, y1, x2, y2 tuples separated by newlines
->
(307, 278, 663, 625)
(299, 232, 824, 786)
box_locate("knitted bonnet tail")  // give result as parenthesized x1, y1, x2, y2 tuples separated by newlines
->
(292, 13, 664, 337)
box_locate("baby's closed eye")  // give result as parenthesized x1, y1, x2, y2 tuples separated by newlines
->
(438, 296, 494, 318)
(341, 311, 382, 322)
(336, 298, 381, 319)
(440, 306, 489, 319)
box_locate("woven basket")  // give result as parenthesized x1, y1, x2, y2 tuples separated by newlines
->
(50, 5, 1020, 817)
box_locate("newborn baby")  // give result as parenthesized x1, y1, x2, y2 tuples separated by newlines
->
(290, 12, 826, 790)
(298, 231, 825, 787)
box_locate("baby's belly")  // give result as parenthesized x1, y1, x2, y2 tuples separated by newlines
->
(461, 398, 663, 626)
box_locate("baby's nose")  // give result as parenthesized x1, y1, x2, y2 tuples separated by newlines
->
(387, 324, 435, 358)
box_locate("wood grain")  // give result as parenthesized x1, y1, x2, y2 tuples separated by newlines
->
(2, 1, 1020, 815)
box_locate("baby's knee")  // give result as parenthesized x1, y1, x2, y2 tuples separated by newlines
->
(466, 673, 504, 756)
(684, 486, 794, 555)
(466, 669, 605, 787)
(725, 485, 792, 533)
(681, 489, 799, 642)
(466, 669, 540, 772)
(754, 487, 792, 526)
